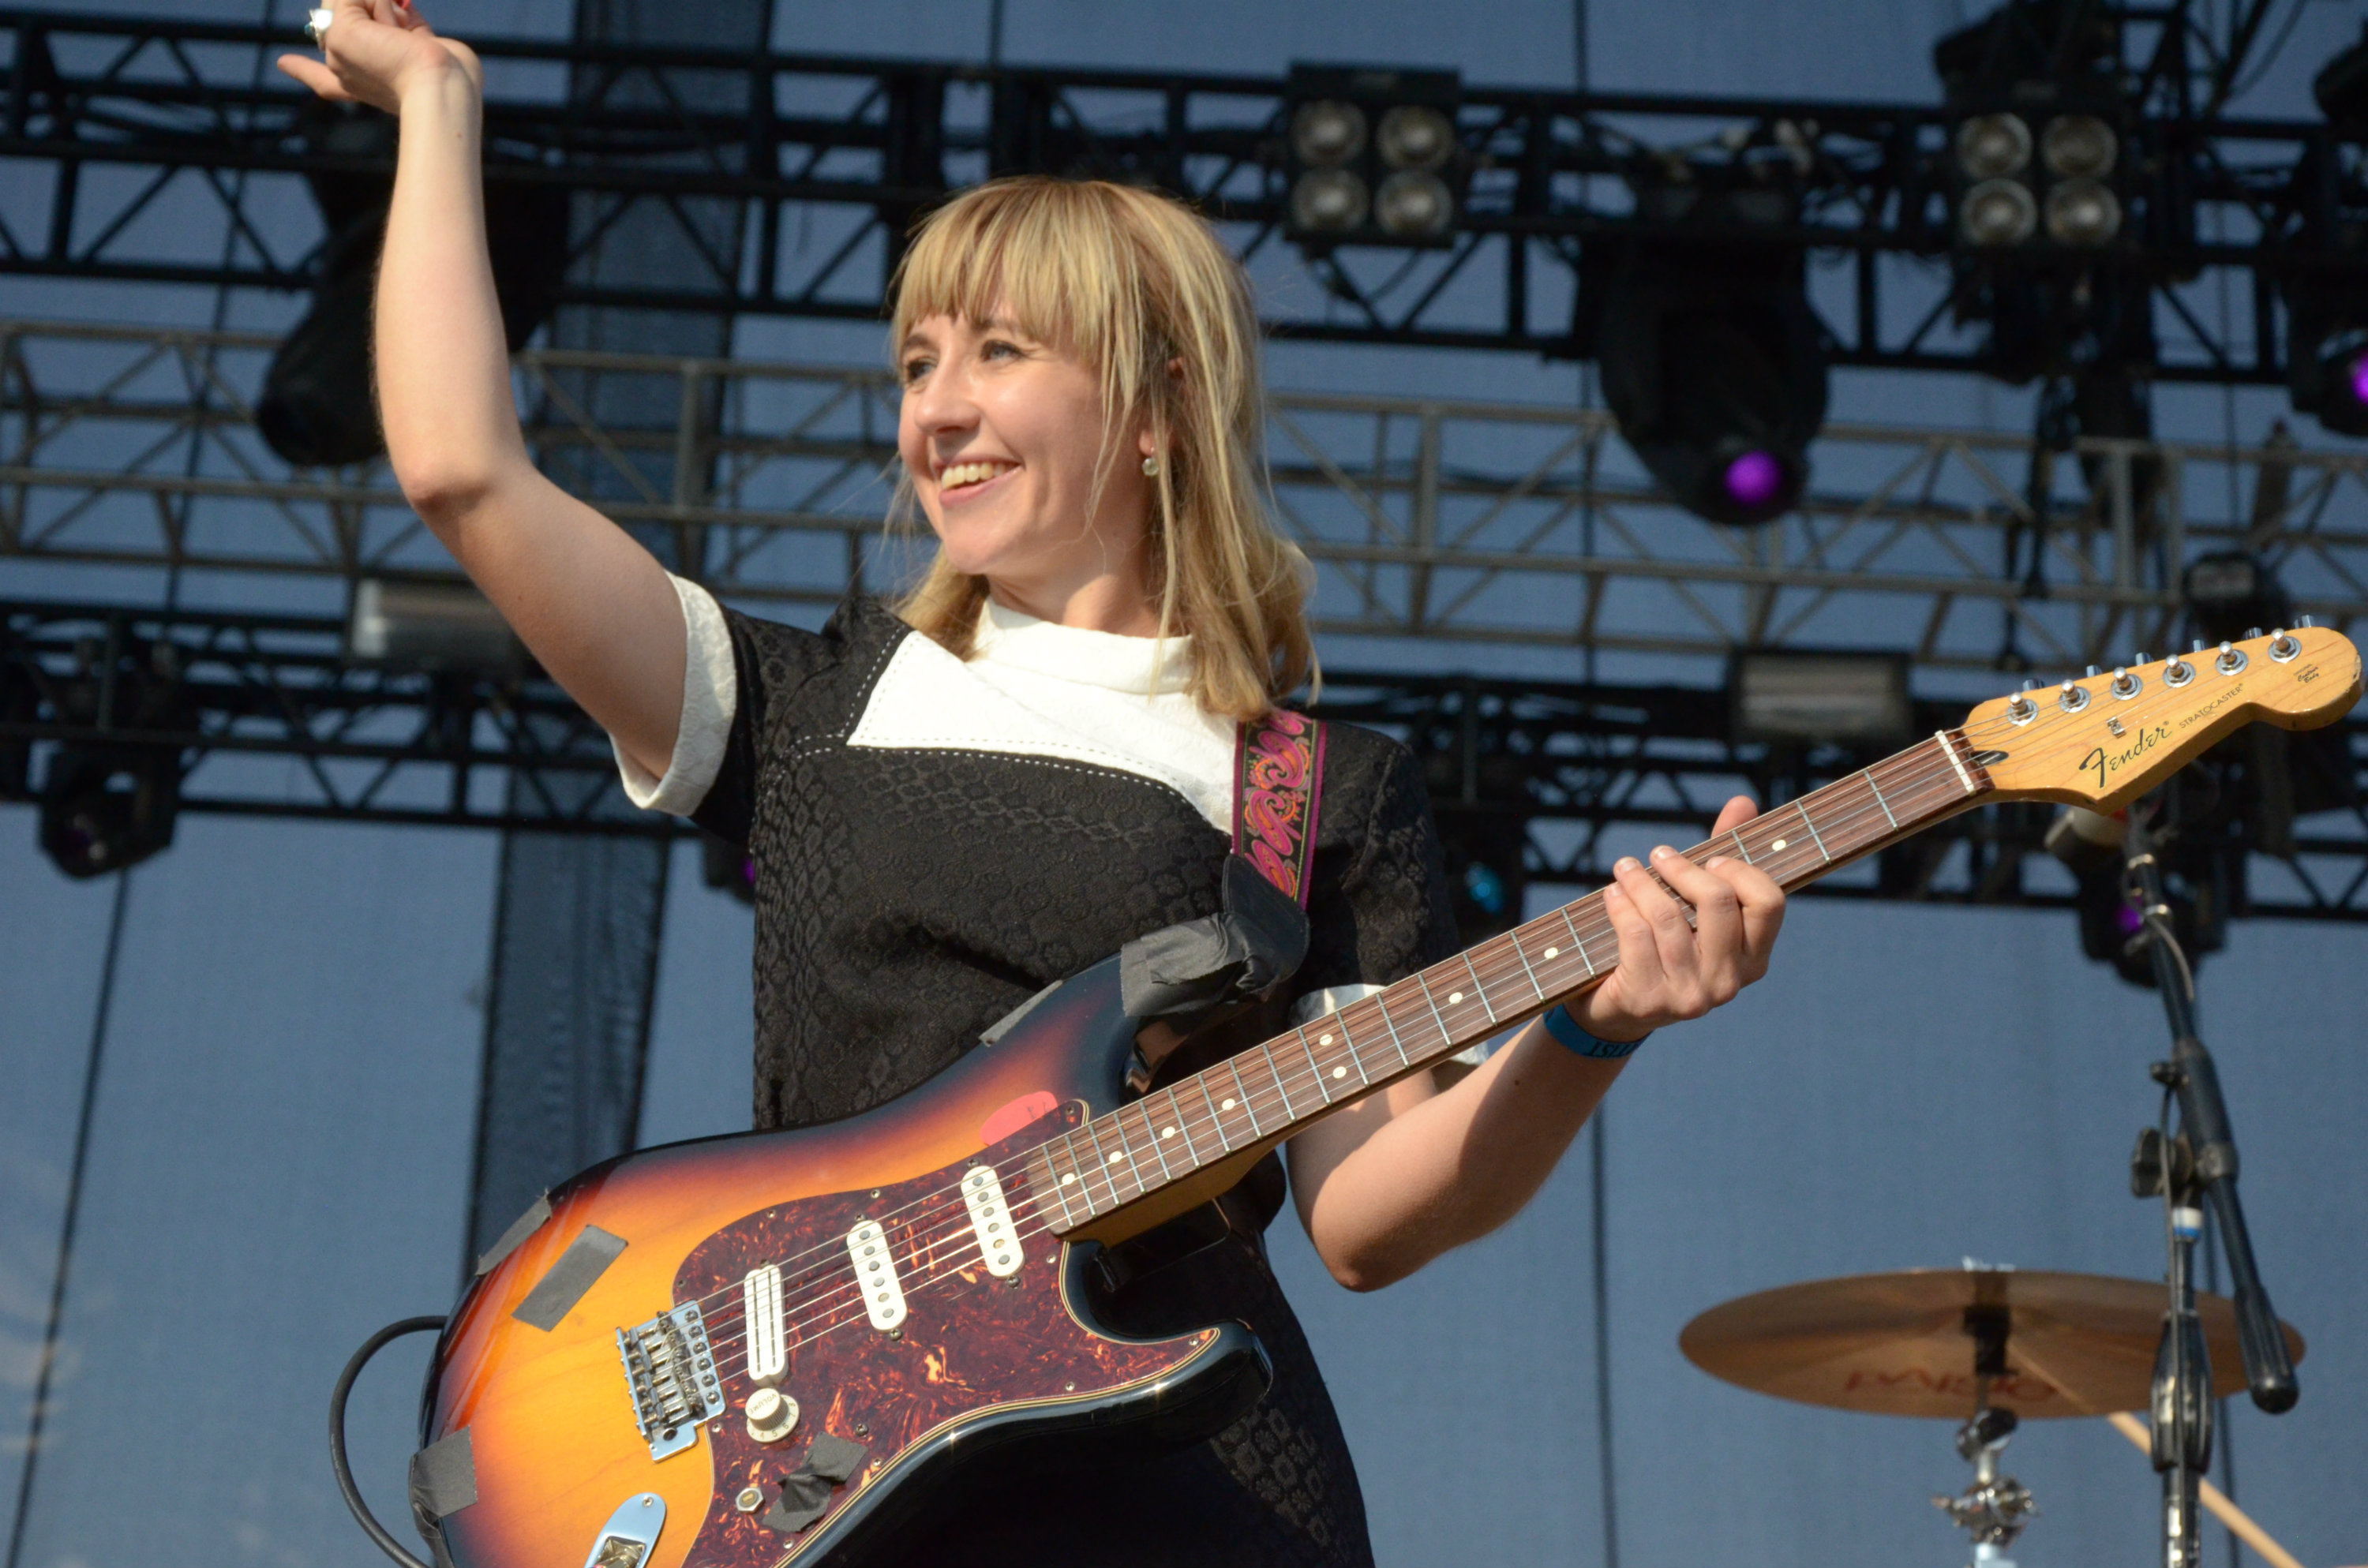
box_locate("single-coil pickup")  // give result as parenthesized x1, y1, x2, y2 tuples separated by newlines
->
(961, 1166, 1022, 1278)
(742, 1263, 786, 1386)
(847, 1221, 907, 1331)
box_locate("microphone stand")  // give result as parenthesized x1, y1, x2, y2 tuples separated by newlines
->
(2120, 805, 2297, 1568)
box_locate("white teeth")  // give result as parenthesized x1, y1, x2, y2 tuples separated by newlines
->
(940, 461, 1014, 490)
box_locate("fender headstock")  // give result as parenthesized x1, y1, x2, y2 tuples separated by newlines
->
(1962, 626, 2363, 811)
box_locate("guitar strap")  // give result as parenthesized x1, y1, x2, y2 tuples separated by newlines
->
(1232, 707, 1326, 908)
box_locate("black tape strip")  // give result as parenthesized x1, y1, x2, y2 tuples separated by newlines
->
(511, 1225, 626, 1330)
(473, 1193, 553, 1277)
(409, 1428, 478, 1521)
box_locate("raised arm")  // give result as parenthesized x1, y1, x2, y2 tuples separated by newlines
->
(279, 0, 686, 779)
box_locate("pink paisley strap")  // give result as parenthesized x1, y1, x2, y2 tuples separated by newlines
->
(1233, 709, 1327, 909)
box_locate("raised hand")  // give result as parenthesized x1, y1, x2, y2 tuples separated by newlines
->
(275, 0, 480, 113)
(1566, 793, 1787, 1042)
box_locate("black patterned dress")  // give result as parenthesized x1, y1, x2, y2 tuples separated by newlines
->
(619, 584, 1458, 1566)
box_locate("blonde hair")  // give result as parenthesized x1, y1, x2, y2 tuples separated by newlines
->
(886, 176, 1314, 721)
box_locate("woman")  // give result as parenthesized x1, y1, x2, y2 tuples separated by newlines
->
(283, 6, 1786, 1562)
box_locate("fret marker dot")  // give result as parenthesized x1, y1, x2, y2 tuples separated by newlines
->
(1107, 1151, 1125, 1164)
(1221, 1098, 1236, 1110)
(1332, 1066, 1347, 1080)
(1771, 838, 1787, 851)
(1543, 946, 1557, 959)
(1448, 991, 1463, 1003)
(1161, 1126, 1176, 1138)
(1061, 1173, 1076, 1185)
(1320, 1034, 1334, 1046)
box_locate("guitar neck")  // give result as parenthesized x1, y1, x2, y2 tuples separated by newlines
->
(1026, 729, 1995, 1233)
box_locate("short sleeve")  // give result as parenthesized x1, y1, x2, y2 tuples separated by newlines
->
(612, 574, 737, 815)
(686, 595, 890, 848)
(1294, 735, 1459, 1003)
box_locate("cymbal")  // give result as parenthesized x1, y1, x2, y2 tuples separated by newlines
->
(1680, 1268, 2306, 1420)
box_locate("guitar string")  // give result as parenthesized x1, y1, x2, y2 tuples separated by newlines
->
(701, 738, 1988, 1360)
(645, 733, 1995, 1353)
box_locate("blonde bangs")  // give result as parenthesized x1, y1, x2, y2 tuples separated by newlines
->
(886, 177, 1314, 721)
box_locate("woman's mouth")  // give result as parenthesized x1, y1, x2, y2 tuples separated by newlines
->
(939, 460, 1018, 500)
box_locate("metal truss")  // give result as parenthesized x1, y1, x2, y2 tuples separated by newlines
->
(6, 319, 2368, 679)
(6, 595, 2365, 920)
(0, 7, 2360, 376)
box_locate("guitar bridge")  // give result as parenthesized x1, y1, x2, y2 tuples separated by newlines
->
(616, 1302, 725, 1461)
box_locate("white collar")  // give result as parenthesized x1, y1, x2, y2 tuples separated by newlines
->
(972, 597, 1194, 697)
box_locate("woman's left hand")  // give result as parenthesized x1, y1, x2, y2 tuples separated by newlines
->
(1563, 794, 1785, 1042)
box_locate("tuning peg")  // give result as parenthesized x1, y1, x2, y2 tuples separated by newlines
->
(2246, 627, 2263, 640)
(2164, 651, 2194, 686)
(2134, 652, 2149, 665)
(2300, 615, 2315, 629)
(2019, 678, 2039, 692)
(2192, 639, 2206, 654)
(2270, 628, 2301, 663)
(2058, 676, 2091, 712)
(2111, 667, 2139, 698)
(2085, 665, 2100, 677)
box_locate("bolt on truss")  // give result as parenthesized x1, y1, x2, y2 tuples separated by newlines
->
(4, 319, 2366, 679)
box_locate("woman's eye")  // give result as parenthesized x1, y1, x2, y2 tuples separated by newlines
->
(982, 339, 1020, 361)
(901, 358, 931, 384)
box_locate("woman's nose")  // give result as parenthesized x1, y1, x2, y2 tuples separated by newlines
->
(906, 359, 979, 436)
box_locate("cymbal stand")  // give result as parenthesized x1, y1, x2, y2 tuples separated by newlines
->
(2121, 805, 2298, 1568)
(1932, 1315, 2036, 1567)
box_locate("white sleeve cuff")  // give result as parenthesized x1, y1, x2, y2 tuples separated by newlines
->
(1292, 980, 1493, 1066)
(612, 574, 738, 816)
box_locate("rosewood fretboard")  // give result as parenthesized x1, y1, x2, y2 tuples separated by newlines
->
(1022, 729, 1995, 1232)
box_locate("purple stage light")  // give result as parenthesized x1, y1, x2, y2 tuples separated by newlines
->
(1722, 449, 1785, 510)
(2349, 354, 2368, 408)
(2115, 901, 2146, 938)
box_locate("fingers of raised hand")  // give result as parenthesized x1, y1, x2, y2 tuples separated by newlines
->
(274, 53, 350, 99)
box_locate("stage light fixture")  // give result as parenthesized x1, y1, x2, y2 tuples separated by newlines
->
(2312, 21, 2368, 133)
(2284, 294, 2368, 437)
(1282, 65, 1464, 251)
(1289, 168, 1369, 234)
(1954, 113, 2032, 179)
(1732, 651, 1913, 747)
(1587, 226, 1830, 526)
(1374, 171, 1453, 239)
(39, 746, 180, 878)
(2181, 552, 2289, 646)
(1375, 106, 1453, 171)
(2043, 178, 2120, 246)
(1290, 100, 1366, 167)
(2040, 113, 2115, 178)
(348, 578, 523, 672)
(1960, 178, 2039, 247)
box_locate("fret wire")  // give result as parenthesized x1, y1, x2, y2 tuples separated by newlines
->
(1504, 929, 1546, 1001)
(1037, 1148, 1078, 1229)
(1460, 952, 1499, 1024)
(1327, 1012, 1374, 1089)
(1227, 1058, 1263, 1136)
(1101, 1113, 1147, 1204)
(1729, 827, 1751, 863)
(1184, 1076, 1223, 1158)
(1411, 969, 1452, 1049)
(1078, 1121, 1119, 1213)
(1559, 906, 1597, 978)
(1369, 993, 1413, 1067)
(1260, 1041, 1298, 1118)
(1793, 796, 1829, 862)
(1050, 1132, 1091, 1217)
(1140, 1096, 1177, 1183)
(1862, 767, 1898, 829)
(1294, 1027, 1333, 1106)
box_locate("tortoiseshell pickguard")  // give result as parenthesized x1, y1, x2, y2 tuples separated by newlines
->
(669, 1106, 1220, 1564)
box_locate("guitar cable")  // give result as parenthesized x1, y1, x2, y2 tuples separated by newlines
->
(330, 1315, 448, 1568)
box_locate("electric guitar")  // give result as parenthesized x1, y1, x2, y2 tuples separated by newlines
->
(407, 628, 2361, 1568)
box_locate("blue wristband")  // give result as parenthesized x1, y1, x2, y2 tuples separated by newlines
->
(1541, 1004, 1649, 1061)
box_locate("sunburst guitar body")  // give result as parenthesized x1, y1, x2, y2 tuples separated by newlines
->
(420, 963, 1268, 1568)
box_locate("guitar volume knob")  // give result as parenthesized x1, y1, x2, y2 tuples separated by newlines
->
(747, 1387, 799, 1443)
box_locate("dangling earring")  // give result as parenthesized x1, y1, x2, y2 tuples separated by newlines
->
(1141, 454, 1161, 477)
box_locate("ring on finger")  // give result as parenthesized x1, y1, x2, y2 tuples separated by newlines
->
(304, 7, 332, 43)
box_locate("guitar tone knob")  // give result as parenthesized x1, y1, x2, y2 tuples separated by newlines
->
(746, 1387, 799, 1443)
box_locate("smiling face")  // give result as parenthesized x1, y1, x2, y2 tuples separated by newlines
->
(896, 306, 1160, 631)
